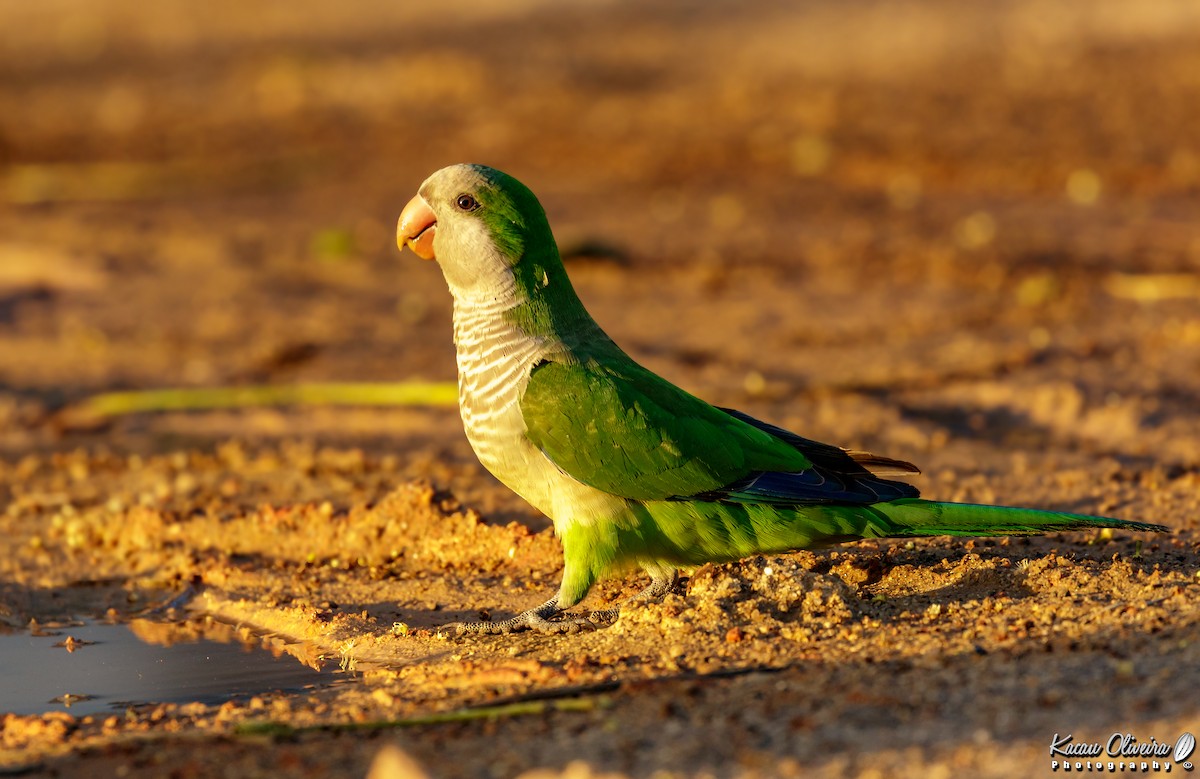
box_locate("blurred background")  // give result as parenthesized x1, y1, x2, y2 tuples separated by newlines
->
(2, 0, 1199, 485)
(4, 6, 1200, 771)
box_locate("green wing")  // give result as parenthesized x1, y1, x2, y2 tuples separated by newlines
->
(520, 357, 813, 501)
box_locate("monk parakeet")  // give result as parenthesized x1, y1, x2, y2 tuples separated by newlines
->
(396, 163, 1167, 635)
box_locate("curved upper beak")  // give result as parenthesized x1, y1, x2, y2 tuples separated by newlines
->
(397, 194, 437, 260)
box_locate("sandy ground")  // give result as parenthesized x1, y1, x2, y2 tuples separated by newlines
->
(2, 0, 1200, 776)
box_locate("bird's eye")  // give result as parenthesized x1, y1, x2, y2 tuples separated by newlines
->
(455, 193, 480, 212)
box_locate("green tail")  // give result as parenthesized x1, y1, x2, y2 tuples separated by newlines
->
(869, 498, 1169, 538)
(594, 498, 1168, 574)
(555, 498, 1169, 606)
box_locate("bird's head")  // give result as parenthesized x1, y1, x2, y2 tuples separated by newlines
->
(397, 163, 560, 301)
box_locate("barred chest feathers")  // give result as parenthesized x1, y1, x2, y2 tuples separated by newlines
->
(450, 290, 563, 516)
(447, 278, 629, 531)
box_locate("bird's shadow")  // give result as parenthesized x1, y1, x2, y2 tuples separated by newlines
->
(345, 536, 1169, 635)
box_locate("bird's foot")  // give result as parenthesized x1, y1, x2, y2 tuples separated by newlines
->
(437, 573, 681, 637)
(579, 573, 681, 627)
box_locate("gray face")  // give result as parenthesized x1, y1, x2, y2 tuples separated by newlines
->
(419, 164, 521, 302)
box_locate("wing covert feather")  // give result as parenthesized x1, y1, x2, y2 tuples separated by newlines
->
(520, 359, 810, 501)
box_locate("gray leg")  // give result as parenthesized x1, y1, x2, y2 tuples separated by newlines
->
(583, 571, 680, 626)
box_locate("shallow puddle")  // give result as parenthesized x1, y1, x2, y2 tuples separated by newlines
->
(0, 616, 345, 717)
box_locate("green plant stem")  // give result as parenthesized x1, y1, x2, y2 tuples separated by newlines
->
(78, 382, 458, 418)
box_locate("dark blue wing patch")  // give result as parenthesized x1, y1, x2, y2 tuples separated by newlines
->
(688, 408, 921, 506)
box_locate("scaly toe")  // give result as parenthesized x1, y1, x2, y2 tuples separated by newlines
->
(585, 608, 620, 626)
(438, 618, 521, 637)
(526, 613, 579, 634)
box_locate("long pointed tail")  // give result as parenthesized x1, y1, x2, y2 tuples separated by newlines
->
(871, 498, 1169, 537)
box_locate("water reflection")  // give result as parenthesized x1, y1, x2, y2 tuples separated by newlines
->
(0, 617, 342, 716)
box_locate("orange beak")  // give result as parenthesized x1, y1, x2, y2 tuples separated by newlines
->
(397, 194, 437, 260)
